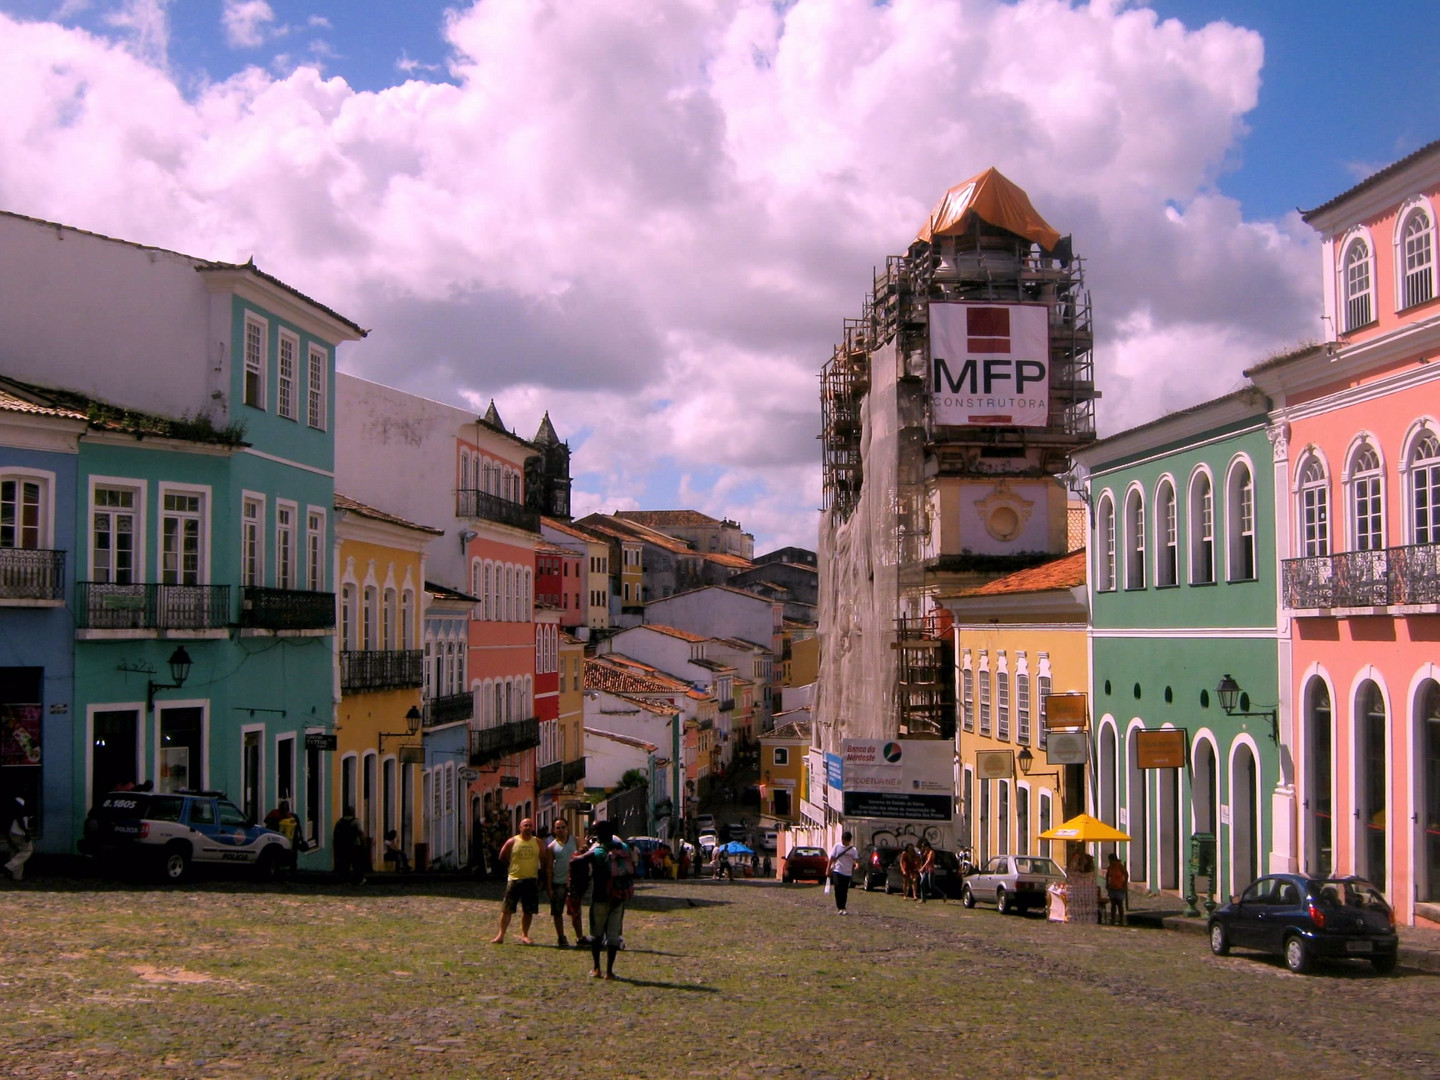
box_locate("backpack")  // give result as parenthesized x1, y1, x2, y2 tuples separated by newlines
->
(606, 842, 635, 902)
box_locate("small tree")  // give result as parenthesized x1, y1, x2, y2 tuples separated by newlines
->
(617, 769, 649, 793)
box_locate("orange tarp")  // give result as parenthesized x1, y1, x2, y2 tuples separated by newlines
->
(917, 167, 1061, 251)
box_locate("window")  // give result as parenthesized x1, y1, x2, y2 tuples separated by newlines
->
(160, 490, 204, 585)
(1124, 488, 1145, 589)
(1038, 791, 1052, 858)
(961, 655, 974, 733)
(277, 331, 299, 420)
(1410, 431, 1440, 544)
(1156, 480, 1177, 586)
(1298, 456, 1330, 557)
(1401, 207, 1435, 309)
(362, 586, 377, 649)
(0, 477, 43, 549)
(773, 747, 789, 766)
(383, 588, 397, 649)
(996, 660, 1010, 741)
(241, 497, 263, 586)
(1343, 238, 1373, 331)
(243, 315, 267, 409)
(275, 503, 296, 590)
(1016, 785, 1030, 855)
(402, 589, 414, 649)
(1349, 443, 1383, 551)
(340, 584, 356, 650)
(1037, 669, 1051, 750)
(1227, 462, 1256, 581)
(307, 344, 327, 429)
(1097, 494, 1116, 591)
(1189, 471, 1214, 584)
(1016, 659, 1031, 745)
(306, 511, 325, 591)
(92, 486, 139, 584)
(979, 658, 992, 737)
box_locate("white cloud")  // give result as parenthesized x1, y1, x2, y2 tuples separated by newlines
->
(0, 0, 1318, 552)
(222, 0, 275, 49)
(103, 0, 169, 66)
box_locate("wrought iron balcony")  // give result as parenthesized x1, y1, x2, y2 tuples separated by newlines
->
(1284, 541, 1440, 609)
(537, 759, 563, 791)
(77, 582, 230, 631)
(698, 717, 714, 731)
(718, 698, 735, 712)
(0, 548, 64, 600)
(424, 691, 474, 727)
(455, 488, 540, 533)
(469, 716, 540, 767)
(241, 587, 335, 630)
(562, 757, 586, 785)
(340, 650, 424, 693)
(1392, 541, 1440, 604)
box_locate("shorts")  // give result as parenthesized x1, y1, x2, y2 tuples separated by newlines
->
(589, 899, 626, 947)
(1107, 888, 1126, 902)
(566, 888, 584, 919)
(549, 881, 569, 917)
(503, 876, 540, 915)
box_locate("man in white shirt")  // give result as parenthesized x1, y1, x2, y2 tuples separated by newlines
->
(546, 818, 582, 947)
(826, 831, 860, 914)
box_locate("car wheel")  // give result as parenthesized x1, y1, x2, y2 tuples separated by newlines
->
(1370, 953, 1397, 975)
(1209, 922, 1230, 956)
(255, 847, 282, 883)
(885, 881, 898, 895)
(961, 885, 975, 909)
(1284, 935, 1311, 975)
(996, 887, 1010, 915)
(160, 843, 191, 884)
(863, 876, 874, 892)
(782, 872, 793, 884)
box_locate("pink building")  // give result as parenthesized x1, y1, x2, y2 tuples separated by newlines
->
(1249, 140, 1440, 926)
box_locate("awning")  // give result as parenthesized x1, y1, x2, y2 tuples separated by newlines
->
(1038, 813, 1131, 842)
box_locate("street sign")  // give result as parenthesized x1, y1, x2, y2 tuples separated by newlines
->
(459, 768, 481, 782)
(1137, 728, 1188, 769)
(499, 775, 520, 788)
(304, 733, 337, 752)
(399, 746, 425, 765)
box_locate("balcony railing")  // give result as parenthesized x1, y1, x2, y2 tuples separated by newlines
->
(1284, 541, 1440, 609)
(0, 548, 64, 600)
(562, 757, 586, 785)
(424, 691, 474, 727)
(718, 698, 735, 712)
(340, 650, 424, 693)
(455, 488, 541, 533)
(537, 759, 563, 791)
(77, 582, 230, 630)
(698, 717, 714, 731)
(241, 587, 335, 631)
(469, 717, 540, 767)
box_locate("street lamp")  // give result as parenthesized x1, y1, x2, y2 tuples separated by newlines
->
(1016, 746, 1060, 786)
(378, 705, 424, 753)
(147, 646, 193, 710)
(1215, 675, 1278, 742)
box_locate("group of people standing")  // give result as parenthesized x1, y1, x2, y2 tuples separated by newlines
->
(490, 817, 636, 980)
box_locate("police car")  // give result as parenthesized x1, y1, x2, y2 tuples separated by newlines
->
(80, 789, 291, 883)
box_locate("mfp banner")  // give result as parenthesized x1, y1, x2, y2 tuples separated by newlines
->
(930, 302, 1050, 427)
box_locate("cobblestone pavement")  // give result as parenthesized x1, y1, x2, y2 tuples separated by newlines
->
(1, 870, 1436, 1079)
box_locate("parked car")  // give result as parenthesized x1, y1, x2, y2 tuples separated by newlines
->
(79, 789, 291, 883)
(761, 829, 779, 852)
(698, 831, 719, 859)
(1207, 874, 1398, 975)
(961, 855, 1066, 913)
(725, 822, 750, 843)
(885, 849, 965, 899)
(781, 846, 829, 883)
(861, 845, 903, 891)
(695, 814, 716, 834)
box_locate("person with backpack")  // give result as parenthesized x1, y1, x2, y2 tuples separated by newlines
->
(584, 820, 634, 980)
(1105, 853, 1129, 925)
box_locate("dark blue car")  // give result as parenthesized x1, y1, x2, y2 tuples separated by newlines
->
(1207, 874, 1398, 975)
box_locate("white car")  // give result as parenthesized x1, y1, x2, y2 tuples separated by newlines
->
(762, 829, 779, 851)
(698, 831, 718, 857)
(696, 814, 717, 834)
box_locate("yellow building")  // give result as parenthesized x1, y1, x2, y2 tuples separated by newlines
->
(941, 550, 1088, 866)
(548, 630, 588, 837)
(333, 494, 442, 873)
(759, 717, 811, 822)
(783, 632, 819, 689)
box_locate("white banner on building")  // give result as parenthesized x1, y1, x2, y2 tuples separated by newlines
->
(841, 739, 954, 821)
(930, 302, 1050, 427)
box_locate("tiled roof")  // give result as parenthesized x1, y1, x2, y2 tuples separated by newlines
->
(425, 580, 480, 603)
(961, 549, 1087, 596)
(542, 517, 604, 543)
(577, 514, 696, 556)
(535, 541, 576, 558)
(196, 260, 366, 338)
(0, 386, 86, 422)
(335, 493, 444, 535)
(627, 623, 708, 643)
(1242, 342, 1327, 378)
(706, 552, 754, 570)
(0, 377, 248, 446)
(765, 719, 812, 740)
(586, 655, 692, 695)
(1300, 138, 1440, 222)
(584, 727, 658, 752)
(597, 693, 679, 717)
(615, 510, 722, 528)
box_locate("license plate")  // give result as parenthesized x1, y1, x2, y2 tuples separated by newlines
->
(1346, 940, 1373, 953)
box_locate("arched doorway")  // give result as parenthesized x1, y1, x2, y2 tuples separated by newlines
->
(1305, 678, 1333, 876)
(1421, 680, 1440, 901)
(1357, 680, 1388, 890)
(1099, 724, 1118, 862)
(1127, 728, 1148, 882)
(1231, 743, 1258, 892)
(1158, 752, 1180, 890)
(1192, 738, 1217, 837)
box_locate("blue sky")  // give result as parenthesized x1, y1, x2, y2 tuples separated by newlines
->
(0, 0, 1435, 552)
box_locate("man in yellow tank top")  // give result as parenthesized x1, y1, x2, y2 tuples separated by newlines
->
(491, 818, 552, 945)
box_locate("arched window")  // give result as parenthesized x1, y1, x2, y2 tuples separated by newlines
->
(978, 653, 992, 737)
(340, 583, 356, 651)
(1401, 207, 1435, 309)
(996, 654, 1010, 741)
(1227, 461, 1256, 581)
(401, 589, 414, 649)
(1124, 487, 1145, 590)
(1298, 455, 1330, 557)
(1156, 479, 1178, 586)
(1189, 471, 1214, 584)
(1349, 443, 1383, 551)
(1409, 429, 1440, 544)
(1344, 238, 1373, 330)
(362, 586, 377, 650)
(383, 587, 397, 650)
(1097, 494, 1116, 592)
(461, 451, 471, 492)
(1305, 678, 1333, 877)
(1357, 680, 1387, 889)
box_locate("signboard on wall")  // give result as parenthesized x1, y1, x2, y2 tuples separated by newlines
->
(304, 733, 337, 752)
(841, 739, 953, 821)
(1046, 731, 1089, 766)
(930, 302, 1050, 427)
(1044, 693, 1088, 730)
(1137, 729, 1188, 770)
(975, 750, 1014, 780)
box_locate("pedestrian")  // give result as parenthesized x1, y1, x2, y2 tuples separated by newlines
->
(917, 841, 935, 903)
(825, 831, 859, 914)
(568, 829, 595, 948)
(277, 802, 305, 871)
(584, 820, 635, 980)
(898, 843, 919, 900)
(4, 795, 33, 882)
(1105, 853, 1129, 925)
(332, 805, 367, 885)
(491, 817, 551, 945)
(383, 829, 411, 873)
(547, 818, 582, 948)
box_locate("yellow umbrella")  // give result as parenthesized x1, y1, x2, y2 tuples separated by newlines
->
(1038, 813, 1130, 843)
